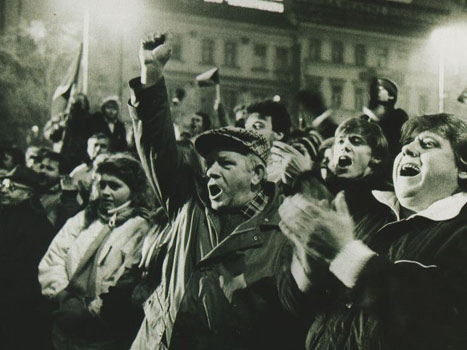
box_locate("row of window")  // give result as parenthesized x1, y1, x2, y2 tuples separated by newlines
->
(308, 38, 389, 68)
(171, 35, 291, 70)
(305, 76, 367, 111)
(171, 35, 389, 71)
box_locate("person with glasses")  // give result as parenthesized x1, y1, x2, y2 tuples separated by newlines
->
(0, 165, 56, 350)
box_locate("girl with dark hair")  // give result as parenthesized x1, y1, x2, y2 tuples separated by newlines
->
(38, 153, 150, 350)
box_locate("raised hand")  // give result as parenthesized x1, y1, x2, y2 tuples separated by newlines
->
(279, 192, 354, 265)
(139, 32, 172, 85)
(271, 141, 313, 185)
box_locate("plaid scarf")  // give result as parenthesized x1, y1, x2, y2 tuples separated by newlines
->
(240, 190, 268, 219)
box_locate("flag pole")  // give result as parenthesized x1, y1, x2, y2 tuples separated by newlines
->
(82, 4, 90, 94)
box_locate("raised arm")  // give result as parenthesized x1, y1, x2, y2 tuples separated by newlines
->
(128, 33, 194, 216)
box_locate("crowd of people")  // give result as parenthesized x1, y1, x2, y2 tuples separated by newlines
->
(0, 31, 466, 350)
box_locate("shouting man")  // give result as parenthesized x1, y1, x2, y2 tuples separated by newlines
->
(279, 113, 467, 350)
(128, 33, 304, 350)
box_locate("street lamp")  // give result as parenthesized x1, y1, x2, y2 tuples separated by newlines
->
(430, 24, 467, 112)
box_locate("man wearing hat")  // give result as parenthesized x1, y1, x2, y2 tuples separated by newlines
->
(128, 33, 305, 350)
(0, 166, 55, 349)
(361, 77, 408, 159)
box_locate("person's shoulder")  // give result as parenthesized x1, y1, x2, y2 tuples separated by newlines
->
(70, 163, 88, 177)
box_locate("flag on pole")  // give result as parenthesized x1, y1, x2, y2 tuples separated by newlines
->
(458, 87, 467, 104)
(51, 43, 84, 117)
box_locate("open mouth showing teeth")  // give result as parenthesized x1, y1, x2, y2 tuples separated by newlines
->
(400, 163, 420, 177)
(338, 155, 352, 167)
(208, 184, 222, 197)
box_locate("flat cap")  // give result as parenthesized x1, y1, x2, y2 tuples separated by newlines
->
(195, 127, 270, 164)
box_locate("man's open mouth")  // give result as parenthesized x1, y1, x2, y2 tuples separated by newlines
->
(337, 155, 352, 168)
(399, 163, 420, 177)
(208, 183, 222, 198)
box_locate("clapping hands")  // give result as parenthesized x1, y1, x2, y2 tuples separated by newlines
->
(279, 192, 355, 266)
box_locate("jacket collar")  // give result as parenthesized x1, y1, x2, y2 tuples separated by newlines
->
(199, 182, 281, 266)
(372, 190, 467, 222)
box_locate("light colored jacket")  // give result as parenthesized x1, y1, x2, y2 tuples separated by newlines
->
(38, 210, 148, 314)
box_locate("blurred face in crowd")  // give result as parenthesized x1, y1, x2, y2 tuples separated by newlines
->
(0, 152, 15, 171)
(205, 148, 262, 210)
(0, 178, 33, 206)
(25, 146, 40, 169)
(331, 132, 374, 179)
(245, 113, 283, 144)
(87, 137, 110, 161)
(104, 104, 119, 121)
(37, 157, 61, 188)
(190, 114, 205, 136)
(97, 173, 131, 212)
(393, 130, 461, 212)
(72, 93, 89, 112)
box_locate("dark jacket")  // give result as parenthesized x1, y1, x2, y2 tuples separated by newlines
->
(89, 113, 127, 152)
(128, 77, 305, 350)
(303, 192, 467, 350)
(0, 197, 55, 350)
(361, 108, 408, 159)
(60, 106, 93, 172)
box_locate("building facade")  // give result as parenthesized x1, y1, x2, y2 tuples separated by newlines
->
(2, 0, 467, 128)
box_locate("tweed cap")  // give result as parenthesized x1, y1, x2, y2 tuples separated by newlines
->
(195, 127, 270, 164)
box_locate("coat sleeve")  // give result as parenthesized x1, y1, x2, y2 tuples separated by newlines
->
(331, 223, 467, 350)
(38, 211, 85, 298)
(128, 77, 194, 218)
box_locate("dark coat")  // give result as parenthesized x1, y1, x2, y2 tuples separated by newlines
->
(60, 107, 93, 172)
(304, 194, 467, 350)
(0, 198, 55, 350)
(128, 77, 306, 350)
(89, 113, 128, 152)
(361, 108, 408, 159)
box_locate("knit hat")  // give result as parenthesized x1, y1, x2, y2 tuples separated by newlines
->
(195, 127, 270, 164)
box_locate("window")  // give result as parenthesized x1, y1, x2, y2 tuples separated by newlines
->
(309, 38, 322, 61)
(253, 44, 267, 69)
(171, 34, 183, 61)
(275, 47, 289, 70)
(201, 39, 215, 64)
(331, 83, 344, 108)
(224, 41, 238, 67)
(355, 44, 366, 66)
(304, 75, 323, 93)
(354, 87, 365, 111)
(332, 41, 344, 64)
(376, 47, 388, 68)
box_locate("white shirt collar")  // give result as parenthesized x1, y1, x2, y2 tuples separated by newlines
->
(362, 106, 379, 122)
(372, 190, 467, 222)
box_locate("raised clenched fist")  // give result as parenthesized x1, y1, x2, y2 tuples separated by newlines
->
(139, 32, 172, 85)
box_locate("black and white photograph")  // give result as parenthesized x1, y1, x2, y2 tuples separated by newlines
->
(1, 0, 467, 349)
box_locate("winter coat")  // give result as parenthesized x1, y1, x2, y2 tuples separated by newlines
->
(38, 210, 149, 350)
(128, 77, 306, 350)
(89, 113, 127, 152)
(304, 191, 467, 350)
(0, 198, 55, 350)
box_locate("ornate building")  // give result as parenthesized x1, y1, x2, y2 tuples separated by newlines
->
(2, 0, 467, 126)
